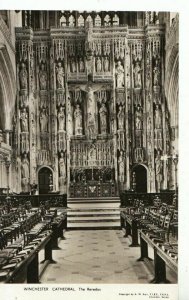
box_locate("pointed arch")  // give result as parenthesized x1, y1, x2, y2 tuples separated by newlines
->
(0, 44, 16, 130)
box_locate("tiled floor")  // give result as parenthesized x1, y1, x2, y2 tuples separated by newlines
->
(41, 229, 154, 283)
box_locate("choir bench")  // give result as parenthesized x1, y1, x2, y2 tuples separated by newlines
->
(0, 203, 67, 283)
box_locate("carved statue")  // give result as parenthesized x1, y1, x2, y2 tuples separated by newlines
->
(19, 62, 28, 90)
(21, 153, 29, 192)
(39, 63, 47, 90)
(118, 150, 125, 183)
(111, 115, 114, 134)
(59, 152, 66, 179)
(117, 106, 125, 130)
(85, 87, 96, 134)
(56, 62, 64, 88)
(74, 104, 83, 135)
(67, 95, 73, 136)
(79, 58, 85, 72)
(87, 87, 95, 112)
(154, 129, 163, 150)
(20, 108, 28, 132)
(155, 151, 163, 191)
(135, 105, 143, 130)
(96, 57, 102, 72)
(88, 112, 95, 135)
(153, 60, 160, 86)
(116, 61, 124, 88)
(21, 153, 29, 179)
(104, 57, 109, 72)
(99, 103, 107, 134)
(154, 104, 162, 129)
(71, 58, 76, 73)
(88, 146, 96, 165)
(58, 106, 65, 131)
(133, 61, 142, 88)
(146, 70, 151, 90)
(40, 108, 48, 132)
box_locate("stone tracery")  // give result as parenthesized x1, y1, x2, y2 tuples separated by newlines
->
(13, 12, 173, 195)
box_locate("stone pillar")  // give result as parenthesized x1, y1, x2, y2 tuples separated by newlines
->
(124, 37, 130, 190)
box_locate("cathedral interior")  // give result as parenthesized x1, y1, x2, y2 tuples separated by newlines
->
(0, 10, 178, 284)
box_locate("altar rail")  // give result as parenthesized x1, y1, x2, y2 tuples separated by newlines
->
(120, 191, 176, 208)
(0, 194, 67, 208)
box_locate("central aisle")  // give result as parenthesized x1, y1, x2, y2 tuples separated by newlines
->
(41, 230, 153, 284)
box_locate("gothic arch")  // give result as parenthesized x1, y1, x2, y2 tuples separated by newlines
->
(0, 44, 16, 130)
(165, 45, 179, 129)
(37, 166, 54, 194)
(131, 164, 150, 193)
(37, 165, 54, 174)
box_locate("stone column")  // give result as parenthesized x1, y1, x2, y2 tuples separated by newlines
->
(124, 37, 130, 190)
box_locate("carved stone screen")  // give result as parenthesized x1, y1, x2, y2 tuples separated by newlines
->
(13, 11, 175, 197)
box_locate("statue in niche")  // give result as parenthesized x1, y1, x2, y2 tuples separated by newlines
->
(133, 61, 142, 88)
(88, 112, 95, 135)
(86, 87, 96, 133)
(154, 129, 163, 150)
(86, 57, 93, 74)
(155, 150, 163, 191)
(56, 62, 64, 89)
(88, 146, 96, 165)
(111, 115, 114, 134)
(116, 61, 124, 88)
(39, 63, 47, 90)
(58, 106, 65, 131)
(96, 57, 102, 72)
(117, 106, 125, 130)
(87, 87, 96, 111)
(74, 104, 83, 136)
(59, 152, 66, 179)
(16, 156, 21, 192)
(153, 60, 160, 86)
(147, 117, 152, 130)
(104, 56, 109, 72)
(40, 108, 48, 132)
(71, 58, 76, 73)
(118, 150, 125, 183)
(19, 62, 28, 90)
(67, 95, 73, 136)
(21, 153, 30, 192)
(99, 103, 107, 134)
(135, 105, 143, 130)
(154, 104, 162, 129)
(146, 70, 151, 90)
(79, 58, 85, 72)
(20, 108, 28, 132)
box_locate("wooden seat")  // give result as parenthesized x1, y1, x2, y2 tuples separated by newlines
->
(170, 210, 178, 239)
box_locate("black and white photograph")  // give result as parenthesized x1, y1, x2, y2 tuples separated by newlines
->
(0, 4, 182, 299)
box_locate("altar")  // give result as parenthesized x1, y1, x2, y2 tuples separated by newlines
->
(68, 133, 117, 198)
(69, 181, 117, 198)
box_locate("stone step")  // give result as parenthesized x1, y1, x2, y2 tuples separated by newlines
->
(68, 197, 120, 201)
(69, 218, 120, 223)
(67, 197, 121, 229)
(68, 221, 120, 228)
(68, 215, 120, 221)
(68, 213, 120, 217)
(68, 203, 120, 209)
(67, 209, 120, 214)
